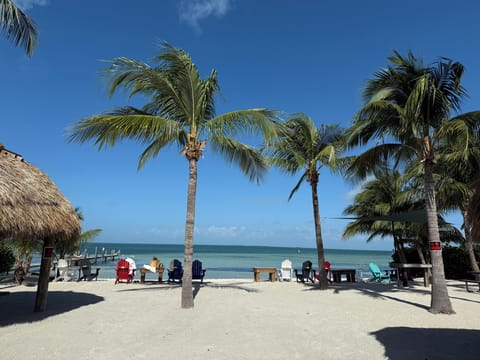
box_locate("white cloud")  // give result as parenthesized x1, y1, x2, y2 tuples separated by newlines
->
(205, 225, 246, 238)
(15, 0, 49, 11)
(178, 0, 232, 31)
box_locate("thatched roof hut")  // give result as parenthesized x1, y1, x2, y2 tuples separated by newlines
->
(0, 144, 80, 241)
(0, 144, 81, 311)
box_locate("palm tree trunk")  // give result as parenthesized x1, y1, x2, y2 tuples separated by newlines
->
(310, 180, 327, 289)
(415, 239, 431, 283)
(181, 157, 197, 309)
(424, 152, 454, 314)
(34, 238, 54, 312)
(462, 208, 480, 273)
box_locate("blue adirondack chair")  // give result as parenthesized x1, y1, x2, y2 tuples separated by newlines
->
(369, 262, 391, 284)
(168, 259, 183, 283)
(192, 260, 206, 282)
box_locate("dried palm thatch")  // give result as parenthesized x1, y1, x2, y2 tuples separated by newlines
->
(0, 144, 80, 242)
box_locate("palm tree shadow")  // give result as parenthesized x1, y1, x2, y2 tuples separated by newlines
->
(371, 327, 480, 360)
(193, 281, 259, 299)
(303, 281, 430, 311)
(0, 291, 104, 327)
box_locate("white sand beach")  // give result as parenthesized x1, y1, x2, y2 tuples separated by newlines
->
(0, 279, 479, 360)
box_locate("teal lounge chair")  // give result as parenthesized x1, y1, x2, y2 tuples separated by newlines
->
(369, 262, 391, 284)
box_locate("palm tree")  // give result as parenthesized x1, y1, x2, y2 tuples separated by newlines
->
(67, 43, 279, 308)
(343, 168, 463, 281)
(436, 115, 480, 272)
(342, 169, 412, 263)
(0, 0, 38, 56)
(269, 114, 344, 289)
(468, 179, 480, 246)
(346, 50, 476, 314)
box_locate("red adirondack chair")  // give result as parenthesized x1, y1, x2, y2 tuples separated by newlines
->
(115, 259, 132, 284)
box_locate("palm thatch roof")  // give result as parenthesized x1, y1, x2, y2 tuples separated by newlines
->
(0, 144, 80, 242)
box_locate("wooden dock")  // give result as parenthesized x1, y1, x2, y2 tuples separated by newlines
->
(29, 247, 121, 272)
(66, 247, 121, 266)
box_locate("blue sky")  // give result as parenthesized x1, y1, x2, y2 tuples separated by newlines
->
(2, 0, 478, 250)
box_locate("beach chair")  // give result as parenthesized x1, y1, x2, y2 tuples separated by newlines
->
(280, 259, 293, 281)
(168, 259, 183, 283)
(78, 259, 100, 281)
(115, 258, 132, 284)
(126, 257, 137, 280)
(294, 260, 315, 283)
(54, 259, 69, 281)
(192, 260, 206, 282)
(368, 262, 391, 284)
(314, 260, 333, 284)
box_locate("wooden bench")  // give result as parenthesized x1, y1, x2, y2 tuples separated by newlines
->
(463, 279, 480, 292)
(253, 267, 276, 282)
(140, 263, 164, 283)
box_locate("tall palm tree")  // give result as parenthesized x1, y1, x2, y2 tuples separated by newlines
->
(436, 115, 480, 272)
(0, 0, 38, 56)
(346, 50, 476, 314)
(269, 114, 344, 289)
(67, 43, 279, 308)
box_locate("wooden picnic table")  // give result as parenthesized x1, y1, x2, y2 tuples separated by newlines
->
(390, 263, 432, 287)
(330, 269, 356, 283)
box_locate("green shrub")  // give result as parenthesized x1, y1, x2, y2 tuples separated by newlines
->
(0, 242, 16, 273)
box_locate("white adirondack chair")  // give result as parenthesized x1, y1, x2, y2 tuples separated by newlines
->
(280, 259, 293, 281)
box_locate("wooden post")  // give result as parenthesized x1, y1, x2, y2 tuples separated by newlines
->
(101, 247, 106, 264)
(93, 247, 98, 265)
(34, 238, 54, 312)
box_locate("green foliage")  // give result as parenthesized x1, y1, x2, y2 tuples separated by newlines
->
(0, 242, 16, 273)
(0, 0, 38, 56)
(442, 246, 480, 280)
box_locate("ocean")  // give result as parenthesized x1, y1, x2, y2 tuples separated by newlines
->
(77, 242, 393, 280)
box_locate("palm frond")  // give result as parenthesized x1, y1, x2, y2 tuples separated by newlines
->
(66, 109, 181, 151)
(208, 137, 267, 183)
(288, 172, 307, 201)
(0, 0, 38, 56)
(205, 109, 281, 145)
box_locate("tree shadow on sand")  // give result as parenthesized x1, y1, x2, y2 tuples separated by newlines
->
(0, 291, 104, 327)
(301, 281, 480, 311)
(371, 327, 480, 360)
(115, 280, 259, 300)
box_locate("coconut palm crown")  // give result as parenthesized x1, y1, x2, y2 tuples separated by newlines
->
(67, 43, 280, 308)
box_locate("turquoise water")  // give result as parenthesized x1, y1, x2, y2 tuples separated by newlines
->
(77, 243, 393, 280)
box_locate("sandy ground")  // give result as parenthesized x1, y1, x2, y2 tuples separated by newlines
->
(0, 278, 479, 360)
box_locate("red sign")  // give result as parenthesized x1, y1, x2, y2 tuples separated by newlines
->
(430, 242, 442, 251)
(43, 247, 54, 259)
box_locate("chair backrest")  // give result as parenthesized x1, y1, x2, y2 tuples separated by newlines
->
(302, 260, 312, 278)
(58, 259, 68, 270)
(281, 259, 292, 279)
(116, 259, 130, 280)
(192, 260, 203, 276)
(369, 262, 382, 277)
(117, 259, 129, 271)
(80, 259, 92, 276)
(170, 259, 183, 279)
